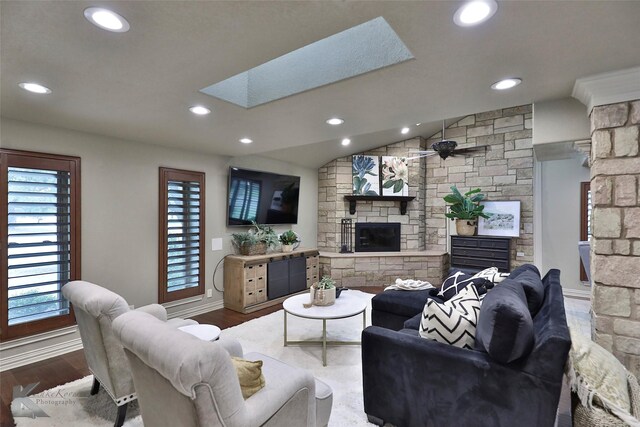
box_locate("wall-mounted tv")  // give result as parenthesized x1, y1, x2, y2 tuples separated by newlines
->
(227, 167, 300, 226)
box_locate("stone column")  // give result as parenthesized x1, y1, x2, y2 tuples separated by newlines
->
(590, 100, 640, 377)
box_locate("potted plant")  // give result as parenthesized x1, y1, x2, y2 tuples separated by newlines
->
(443, 185, 490, 236)
(311, 276, 336, 306)
(232, 221, 279, 255)
(279, 230, 300, 253)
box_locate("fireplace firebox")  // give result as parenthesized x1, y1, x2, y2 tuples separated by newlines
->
(355, 222, 401, 252)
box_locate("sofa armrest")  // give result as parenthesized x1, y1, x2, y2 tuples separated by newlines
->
(217, 337, 243, 358)
(135, 304, 168, 321)
(362, 326, 562, 427)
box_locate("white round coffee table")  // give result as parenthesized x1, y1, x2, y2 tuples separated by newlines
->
(178, 324, 221, 341)
(283, 291, 367, 366)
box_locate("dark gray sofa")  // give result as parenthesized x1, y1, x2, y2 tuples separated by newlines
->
(362, 268, 571, 427)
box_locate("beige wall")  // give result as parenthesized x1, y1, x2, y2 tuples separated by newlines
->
(539, 156, 591, 291)
(0, 117, 318, 364)
(425, 105, 535, 269)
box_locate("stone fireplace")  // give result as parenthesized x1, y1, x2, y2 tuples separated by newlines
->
(355, 222, 401, 252)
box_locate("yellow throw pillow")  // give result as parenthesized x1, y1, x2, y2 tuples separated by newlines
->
(231, 357, 265, 399)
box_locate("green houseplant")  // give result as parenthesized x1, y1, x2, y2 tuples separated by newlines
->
(278, 230, 300, 253)
(443, 185, 490, 236)
(232, 221, 279, 255)
(311, 276, 336, 306)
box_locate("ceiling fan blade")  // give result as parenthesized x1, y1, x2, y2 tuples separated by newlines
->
(452, 146, 488, 154)
(406, 151, 439, 160)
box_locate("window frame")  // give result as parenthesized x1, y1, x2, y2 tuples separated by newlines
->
(580, 181, 591, 282)
(0, 149, 81, 341)
(158, 167, 205, 303)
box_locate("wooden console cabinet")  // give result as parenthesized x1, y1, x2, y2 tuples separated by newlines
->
(450, 236, 511, 272)
(223, 248, 319, 314)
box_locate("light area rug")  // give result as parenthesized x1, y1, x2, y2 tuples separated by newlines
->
(13, 290, 375, 427)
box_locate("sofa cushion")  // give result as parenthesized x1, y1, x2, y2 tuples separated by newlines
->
(420, 285, 481, 349)
(509, 263, 541, 280)
(438, 270, 492, 300)
(475, 279, 534, 363)
(403, 313, 421, 330)
(372, 289, 439, 318)
(516, 269, 545, 316)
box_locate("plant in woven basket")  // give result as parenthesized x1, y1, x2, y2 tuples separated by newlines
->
(232, 221, 278, 255)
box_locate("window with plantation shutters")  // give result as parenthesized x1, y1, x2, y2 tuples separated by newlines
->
(1, 149, 81, 340)
(228, 177, 261, 223)
(159, 168, 205, 303)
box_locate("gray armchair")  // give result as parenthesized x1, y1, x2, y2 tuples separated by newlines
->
(111, 310, 333, 427)
(62, 280, 197, 427)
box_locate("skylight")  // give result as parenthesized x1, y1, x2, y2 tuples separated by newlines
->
(200, 17, 414, 108)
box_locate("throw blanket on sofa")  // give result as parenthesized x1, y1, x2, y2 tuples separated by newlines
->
(385, 278, 434, 291)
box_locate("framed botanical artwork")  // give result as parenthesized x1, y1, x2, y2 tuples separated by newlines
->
(381, 156, 409, 196)
(352, 155, 380, 195)
(477, 201, 521, 237)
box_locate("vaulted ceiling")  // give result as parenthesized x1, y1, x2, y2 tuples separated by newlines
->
(2, 1, 639, 167)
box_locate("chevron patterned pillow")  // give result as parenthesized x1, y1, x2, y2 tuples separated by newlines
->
(472, 267, 510, 287)
(420, 284, 481, 349)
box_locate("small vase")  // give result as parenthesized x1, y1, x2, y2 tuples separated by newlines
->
(455, 219, 477, 236)
(282, 244, 293, 253)
(310, 285, 335, 306)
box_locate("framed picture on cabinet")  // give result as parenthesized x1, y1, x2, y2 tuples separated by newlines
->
(477, 201, 521, 237)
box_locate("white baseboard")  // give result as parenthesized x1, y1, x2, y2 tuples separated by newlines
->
(0, 337, 83, 372)
(0, 300, 224, 372)
(563, 288, 591, 300)
(167, 299, 224, 320)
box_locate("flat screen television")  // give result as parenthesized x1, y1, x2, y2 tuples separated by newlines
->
(227, 167, 300, 226)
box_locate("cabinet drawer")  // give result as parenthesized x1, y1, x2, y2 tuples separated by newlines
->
(244, 278, 256, 293)
(256, 288, 267, 303)
(306, 276, 318, 289)
(451, 247, 509, 260)
(255, 276, 266, 290)
(245, 290, 257, 306)
(244, 263, 266, 279)
(452, 236, 510, 250)
(451, 256, 509, 271)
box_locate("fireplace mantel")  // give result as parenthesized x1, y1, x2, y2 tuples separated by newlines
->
(343, 195, 416, 215)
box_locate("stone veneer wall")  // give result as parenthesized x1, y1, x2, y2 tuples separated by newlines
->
(317, 138, 426, 252)
(424, 105, 535, 268)
(590, 100, 640, 377)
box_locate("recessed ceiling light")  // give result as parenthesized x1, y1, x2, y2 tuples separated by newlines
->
(341, 138, 351, 146)
(416, 123, 422, 126)
(18, 82, 52, 94)
(491, 78, 523, 90)
(84, 7, 130, 33)
(326, 118, 344, 126)
(189, 106, 211, 115)
(239, 138, 253, 144)
(401, 127, 410, 135)
(454, 0, 498, 27)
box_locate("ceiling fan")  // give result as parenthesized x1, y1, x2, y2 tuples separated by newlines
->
(408, 121, 487, 160)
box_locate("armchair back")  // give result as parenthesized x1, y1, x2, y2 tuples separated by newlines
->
(62, 281, 134, 401)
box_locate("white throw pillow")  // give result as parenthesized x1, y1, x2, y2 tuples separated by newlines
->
(472, 267, 510, 284)
(420, 284, 481, 349)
